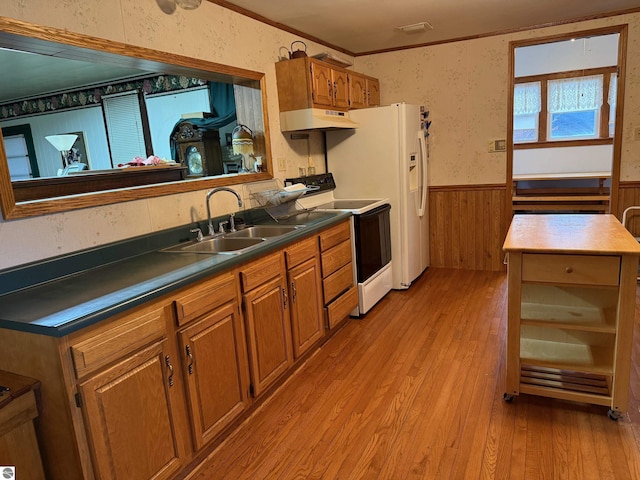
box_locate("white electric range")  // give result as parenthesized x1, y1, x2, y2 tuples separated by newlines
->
(286, 173, 392, 316)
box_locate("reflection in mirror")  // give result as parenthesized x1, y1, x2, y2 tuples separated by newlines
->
(0, 17, 272, 219)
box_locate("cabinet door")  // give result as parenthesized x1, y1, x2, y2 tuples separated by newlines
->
(243, 276, 293, 397)
(79, 339, 186, 480)
(348, 73, 367, 109)
(179, 301, 250, 450)
(288, 257, 325, 358)
(366, 77, 380, 106)
(310, 61, 334, 107)
(332, 69, 350, 109)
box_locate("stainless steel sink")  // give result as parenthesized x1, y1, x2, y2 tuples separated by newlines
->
(226, 225, 302, 238)
(162, 236, 265, 254)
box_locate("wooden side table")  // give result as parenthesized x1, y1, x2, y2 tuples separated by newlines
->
(0, 370, 45, 479)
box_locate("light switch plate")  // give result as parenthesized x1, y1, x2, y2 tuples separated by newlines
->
(277, 157, 287, 171)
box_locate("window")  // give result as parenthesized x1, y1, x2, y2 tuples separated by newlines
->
(513, 82, 540, 142)
(513, 68, 616, 145)
(103, 91, 147, 166)
(548, 75, 602, 140)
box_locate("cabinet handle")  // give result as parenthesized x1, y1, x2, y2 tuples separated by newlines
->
(165, 355, 174, 387)
(291, 281, 297, 303)
(282, 286, 288, 310)
(328, 80, 332, 98)
(565, 266, 573, 274)
(186, 344, 194, 375)
(333, 82, 337, 99)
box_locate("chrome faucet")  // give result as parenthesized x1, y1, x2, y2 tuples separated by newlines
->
(206, 187, 243, 235)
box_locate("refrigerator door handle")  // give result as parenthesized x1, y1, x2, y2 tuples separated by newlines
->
(417, 132, 428, 217)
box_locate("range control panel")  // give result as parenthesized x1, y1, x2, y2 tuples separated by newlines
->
(284, 172, 336, 194)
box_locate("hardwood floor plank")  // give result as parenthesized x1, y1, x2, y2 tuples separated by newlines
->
(184, 268, 640, 480)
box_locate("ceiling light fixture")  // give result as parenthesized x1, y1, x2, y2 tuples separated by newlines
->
(396, 21, 433, 33)
(156, 0, 202, 15)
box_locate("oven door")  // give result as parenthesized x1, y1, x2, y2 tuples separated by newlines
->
(353, 204, 392, 283)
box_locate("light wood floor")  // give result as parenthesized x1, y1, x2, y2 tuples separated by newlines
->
(188, 268, 640, 479)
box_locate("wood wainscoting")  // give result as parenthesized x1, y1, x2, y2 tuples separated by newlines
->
(616, 181, 640, 236)
(429, 184, 508, 272)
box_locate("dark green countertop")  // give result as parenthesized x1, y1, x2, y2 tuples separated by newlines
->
(0, 209, 351, 337)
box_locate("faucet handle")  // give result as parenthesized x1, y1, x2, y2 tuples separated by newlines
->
(218, 221, 229, 234)
(190, 228, 204, 242)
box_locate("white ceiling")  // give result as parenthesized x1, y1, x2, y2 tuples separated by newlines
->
(217, 0, 640, 54)
(0, 50, 151, 103)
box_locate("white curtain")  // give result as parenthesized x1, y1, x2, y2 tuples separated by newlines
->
(608, 73, 617, 108)
(548, 75, 603, 113)
(514, 82, 541, 115)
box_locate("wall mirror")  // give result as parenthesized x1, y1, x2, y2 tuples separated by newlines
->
(0, 17, 273, 220)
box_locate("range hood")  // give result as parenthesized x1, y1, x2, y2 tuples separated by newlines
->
(279, 108, 359, 132)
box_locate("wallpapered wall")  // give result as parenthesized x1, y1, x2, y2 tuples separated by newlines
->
(354, 12, 640, 186)
(0, 1, 639, 270)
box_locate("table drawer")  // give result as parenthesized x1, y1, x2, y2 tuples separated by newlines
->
(522, 253, 620, 286)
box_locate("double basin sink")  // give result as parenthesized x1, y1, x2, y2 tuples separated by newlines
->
(162, 225, 303, 255)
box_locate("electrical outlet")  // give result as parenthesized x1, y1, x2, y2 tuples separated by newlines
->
(277, 157, 287, 171)
(634, 127, 640, 141)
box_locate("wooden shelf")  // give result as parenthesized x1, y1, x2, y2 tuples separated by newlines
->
(520, 337, 614, 375)
(521, 303, 616, 333)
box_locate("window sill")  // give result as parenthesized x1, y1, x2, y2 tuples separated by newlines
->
(514, 138, 613, 150)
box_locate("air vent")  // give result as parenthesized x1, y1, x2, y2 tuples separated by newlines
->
(396, 21, 434, 33)
(488, 139, 507, 153)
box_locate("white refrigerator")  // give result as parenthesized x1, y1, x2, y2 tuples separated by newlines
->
(326, 103, 429, 290)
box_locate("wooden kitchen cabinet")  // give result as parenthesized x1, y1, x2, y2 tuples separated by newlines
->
(285, 236, 325, 358)
(175, 274, 250, 450)
(276, 57, 356, 112)
(503, 214, 640, 419)
(0, 218, 357, 480)
(319, 220, 359, 329)
(78, 338, 187, 480)
(366, 76, 380, 107)
(240, 252, 293, 397)
(348, 72, 380, 109)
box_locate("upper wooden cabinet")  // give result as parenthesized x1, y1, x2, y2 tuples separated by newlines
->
(348, 72, 380, 109)
(276, 57, 379, 112)
(366, 76, 381, 107)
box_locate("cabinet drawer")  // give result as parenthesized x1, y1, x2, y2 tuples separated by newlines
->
(319, 221, 351, 252)
(325, 285, 358, 329)
(522, 253, 620, 286)
(240, 252, 283, 292)
(174, 272, 236, 326)
(323, 262, 353, 304)
(321, 240, 352, 277)
(70, 307, 165, 378)
(285, 236, 318, 269)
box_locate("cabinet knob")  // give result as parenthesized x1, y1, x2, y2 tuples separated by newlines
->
(565, 266, 573, 274)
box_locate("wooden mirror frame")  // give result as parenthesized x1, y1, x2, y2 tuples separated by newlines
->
(0, 17, 273, 220)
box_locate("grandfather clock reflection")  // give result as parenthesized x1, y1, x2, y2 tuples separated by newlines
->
(172, 121, 223, 177)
